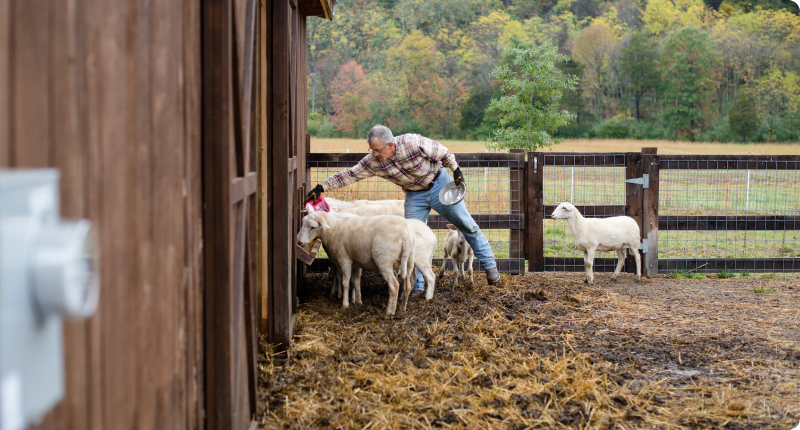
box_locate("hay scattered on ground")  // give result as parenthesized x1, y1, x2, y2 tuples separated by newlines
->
(258, 269, 800, 429)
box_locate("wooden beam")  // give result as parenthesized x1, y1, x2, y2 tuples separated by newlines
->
(427, 214, 523, 230)
(231, 171, 258, 203)
(541, 153, 626, 167)
(659, 215, 800, 231)
(625, 152, 643, 274)
(528, 153, 544, 272)
(543, 205, 626, 218)
(659, 258, 800, 273)
(642, 148, 659, 278)
(307, 152, 525, 165)
(659, 155, 800, 170)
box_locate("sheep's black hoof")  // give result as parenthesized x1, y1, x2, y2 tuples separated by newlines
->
(583, 279, 588, 284)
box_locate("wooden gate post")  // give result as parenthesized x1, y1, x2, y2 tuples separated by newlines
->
(625, 152, 643, 273)
(527, 152, 544, 272)
(642, 148, 659, 277)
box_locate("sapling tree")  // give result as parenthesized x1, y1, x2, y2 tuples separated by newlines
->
(486, 42, 578, 152)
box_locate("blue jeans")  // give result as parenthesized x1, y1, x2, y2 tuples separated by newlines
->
(405, 170, 496, 290)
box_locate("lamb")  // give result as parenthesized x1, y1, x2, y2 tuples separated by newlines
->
(297, 211, 416, 316)
(551, 202, 641, 285)
(438, 224, 474, 287)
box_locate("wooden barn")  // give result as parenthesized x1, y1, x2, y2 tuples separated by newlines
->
(0, 0, 333, 428)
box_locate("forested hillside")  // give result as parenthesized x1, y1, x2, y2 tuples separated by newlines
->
(307, 0, 800, 142)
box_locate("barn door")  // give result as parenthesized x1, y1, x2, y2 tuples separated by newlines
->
(267, 0, 307, 346)
(201, 0, 259, 428)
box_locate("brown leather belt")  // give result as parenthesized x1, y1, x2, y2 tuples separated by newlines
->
(424, 168, 442, 190)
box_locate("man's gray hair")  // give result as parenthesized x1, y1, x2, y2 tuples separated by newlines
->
(367, 125, 395, 145)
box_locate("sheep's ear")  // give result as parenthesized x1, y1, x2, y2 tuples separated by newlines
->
(319, 219, 331, 229)
(446, 224, 457, 231)
(305, 202, 316, 212)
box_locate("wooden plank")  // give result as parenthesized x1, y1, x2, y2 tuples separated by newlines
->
(130, 0, 158, 427)
(659, 155, 800, 170)
(151, 0, 185, 425)
(258, 0, 270, 337)
(11, 0, 51, 166)
(659, 215, 800, 231)
(181, 0, 204, 426)
(544, 257, 625, 273)
(202, 0, 236, 427)
(625, 152, 643, 274)
(307, 152, 525, 165)
(541, 153, 626, 167)
(0, 0, 9, 166)
(659, 258, 800, 273)
(270, 0, 293, 347)
(544, 205, 626, 218)
(529, 153, 544, 272)
(232, 171, 258, 203)
(642, 148, 659, 278)
(427, 214, 523, 230)
(49, 0, 89, 427)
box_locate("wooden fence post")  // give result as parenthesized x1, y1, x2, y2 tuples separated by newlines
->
(527, 152, 544, 272)
(625, 152, 643, 273)
(510, 149, 524, 274)
(642, 148, 659, 277)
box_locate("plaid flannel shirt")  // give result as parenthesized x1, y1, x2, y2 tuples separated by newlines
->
(321, 134, 459, 192)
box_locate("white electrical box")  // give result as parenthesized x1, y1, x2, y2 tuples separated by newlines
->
(0, 170, 99, 430)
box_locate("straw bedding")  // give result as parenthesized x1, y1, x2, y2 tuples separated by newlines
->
(258, 269, 800, 429)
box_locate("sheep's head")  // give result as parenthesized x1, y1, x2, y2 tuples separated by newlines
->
(447, 224, 468, 248)
(297, 212, 330, 247)
(551, 202, 577, 220)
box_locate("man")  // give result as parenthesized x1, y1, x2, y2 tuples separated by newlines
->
(305, 124, 500, 293)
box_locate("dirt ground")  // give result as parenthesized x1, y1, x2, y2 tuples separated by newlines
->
(258, 268, 800, 429)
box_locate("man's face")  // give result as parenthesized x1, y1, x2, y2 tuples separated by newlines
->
(368, 138, 395, 162)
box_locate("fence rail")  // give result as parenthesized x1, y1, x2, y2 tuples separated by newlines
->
(303, 150, 799, 276)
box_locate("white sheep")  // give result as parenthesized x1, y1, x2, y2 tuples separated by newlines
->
(297, 211, 416, 316)
(438, 224, 474, 287)
(330, 208, 438, 302)
(551, 202, 641, 285)
(323, 197, 405, 212)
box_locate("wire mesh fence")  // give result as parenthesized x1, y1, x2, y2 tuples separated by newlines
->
(541, 154, 628, 272)
(306, 155, 525, 274)
(659, 157, 800, 271)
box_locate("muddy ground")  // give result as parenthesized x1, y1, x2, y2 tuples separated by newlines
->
(258, 269, 800, 429)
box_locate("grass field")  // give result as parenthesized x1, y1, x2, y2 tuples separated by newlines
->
(309, 138, 799, 267)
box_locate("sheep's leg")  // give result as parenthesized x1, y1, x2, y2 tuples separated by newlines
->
(400, 259, 415, 314)
(467, 254, 474, 285)
(612, 248, 625, 280)
(352, 268, 362, 305)
(340, 263, 353, 308)
(438, 257, 447, 280)
(585, 248, 596, 286)
(629, 245, 642, 282)
(453, 259, 460, 288)
(382, 268, 400, 316)
(423, 265, 436, 301)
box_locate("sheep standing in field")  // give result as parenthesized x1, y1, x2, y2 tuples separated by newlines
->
(551, 202, 641, 285)
(297, 211, 416, 316)
(438, 224, 474, 287)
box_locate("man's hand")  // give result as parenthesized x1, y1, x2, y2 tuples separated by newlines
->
(453, 168, 464, 185)
(305, 184, 325, 204)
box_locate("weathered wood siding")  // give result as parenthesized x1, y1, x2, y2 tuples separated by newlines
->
(0, 0, 204, 429)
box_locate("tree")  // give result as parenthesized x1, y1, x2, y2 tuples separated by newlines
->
(572, 24, 619, 119)
(329, 60, 371, 137)
(728, 90, 760, 141)
(620, 31, 661, 121)
(486, 42, 578, 151)
(660, 27, 720, 139)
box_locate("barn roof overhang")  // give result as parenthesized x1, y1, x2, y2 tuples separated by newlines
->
(300, 0, 337, 20)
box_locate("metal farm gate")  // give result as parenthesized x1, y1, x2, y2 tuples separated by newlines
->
(301, 149, 799, 279)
